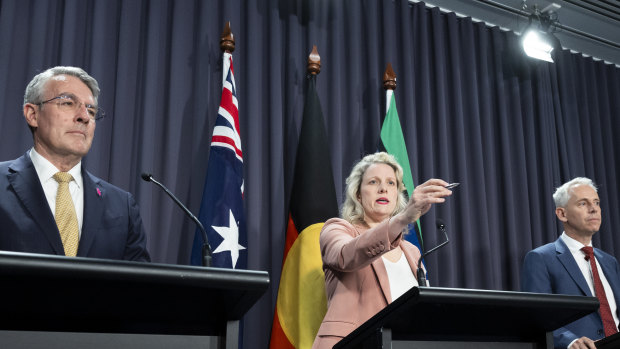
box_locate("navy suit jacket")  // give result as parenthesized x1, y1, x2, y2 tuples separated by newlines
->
(0, 152, 150, 261)
(521, 237, 620, 348)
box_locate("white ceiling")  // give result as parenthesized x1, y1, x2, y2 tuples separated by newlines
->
(412, 0, 620, 66)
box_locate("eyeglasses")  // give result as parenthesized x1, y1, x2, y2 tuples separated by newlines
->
(38, 94, 105, 121)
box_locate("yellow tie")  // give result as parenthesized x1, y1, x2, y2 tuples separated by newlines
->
(53, 172, 79, 257)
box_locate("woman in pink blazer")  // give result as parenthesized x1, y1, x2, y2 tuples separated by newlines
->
(312, 152, 452, 349)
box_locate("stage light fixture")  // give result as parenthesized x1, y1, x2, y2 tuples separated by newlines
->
(521, 3, 561, 63)
(522, 29, 555, 62)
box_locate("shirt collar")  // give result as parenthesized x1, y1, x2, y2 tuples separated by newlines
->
(30, 148, 83, 189)
(561, 231, 593, 253)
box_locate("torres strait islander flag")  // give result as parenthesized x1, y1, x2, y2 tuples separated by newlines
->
(269, 74, 338, 348)
(379, 88, 424, 253)
(190, 51, 247, 269)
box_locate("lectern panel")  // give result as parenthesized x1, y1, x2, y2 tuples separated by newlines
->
(336, 286, 598, 349)
(0, 251, 269, 337)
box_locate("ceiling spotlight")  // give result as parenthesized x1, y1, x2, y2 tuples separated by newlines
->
(521, 2, 561, 63)
(522, 30, 555, 62)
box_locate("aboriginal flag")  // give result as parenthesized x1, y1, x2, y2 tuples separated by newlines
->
(269, 74, 338, 348)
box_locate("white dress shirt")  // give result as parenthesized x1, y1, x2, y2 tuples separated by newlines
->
(561, 232, 619, 328)
(30, 148, 84, 237)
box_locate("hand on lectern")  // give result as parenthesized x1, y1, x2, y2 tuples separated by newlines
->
(570, 336, 595, 349)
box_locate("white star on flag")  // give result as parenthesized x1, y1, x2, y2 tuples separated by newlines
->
(211, 210, 246, 269)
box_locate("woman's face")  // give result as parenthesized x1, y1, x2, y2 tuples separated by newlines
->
(358, 163, 399, 227)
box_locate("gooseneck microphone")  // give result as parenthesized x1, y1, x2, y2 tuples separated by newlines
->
(141, 173, 212, 267)
(416, 219, 450, 287)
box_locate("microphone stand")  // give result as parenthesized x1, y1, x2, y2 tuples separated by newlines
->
(141, 173, 212, 267)
(416, 221, 450, 286)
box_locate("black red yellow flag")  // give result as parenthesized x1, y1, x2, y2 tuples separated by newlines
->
(269, 73, 338, 349)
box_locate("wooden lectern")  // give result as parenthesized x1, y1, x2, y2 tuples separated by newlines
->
(335, 286, 599, 349)
(0, 251, 269, 349)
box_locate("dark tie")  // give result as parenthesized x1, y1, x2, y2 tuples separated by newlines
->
(582, 246, 618, 337)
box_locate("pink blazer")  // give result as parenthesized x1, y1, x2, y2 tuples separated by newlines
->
(312, 217, 422, 349)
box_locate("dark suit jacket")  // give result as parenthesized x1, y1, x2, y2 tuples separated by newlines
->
(521, 237, 620, 348)
(0, 151, 150, 261)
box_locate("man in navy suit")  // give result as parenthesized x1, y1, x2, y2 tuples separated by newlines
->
(522, 177, 620, 349)
(0, 66, 149, 262)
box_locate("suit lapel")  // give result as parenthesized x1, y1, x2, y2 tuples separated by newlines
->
(371, 257, 391, 304)
(77, 170, 104, 257)
(370, 241, 421, 305)
(401, 243, 420, 279)
(7, 153, 64, 254)
(555, 239, 592, 296)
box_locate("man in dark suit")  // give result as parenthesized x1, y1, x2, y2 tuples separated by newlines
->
(522, 177, 620, 349)
(0, 66, 149, 261)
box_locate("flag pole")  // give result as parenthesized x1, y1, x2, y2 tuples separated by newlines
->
(308, 45, 320, 75)
(220, 21, 235, 53)
(383, 62, 396, 90)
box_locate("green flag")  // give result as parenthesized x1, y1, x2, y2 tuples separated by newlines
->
(379, 89, 423, 248)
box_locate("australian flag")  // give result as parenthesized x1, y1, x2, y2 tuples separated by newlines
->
(191, 52, 247, 269)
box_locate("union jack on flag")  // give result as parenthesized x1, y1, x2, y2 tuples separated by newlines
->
(191, 52, 247, 269)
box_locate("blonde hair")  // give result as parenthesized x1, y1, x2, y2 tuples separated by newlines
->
(341, 152, 408, 224)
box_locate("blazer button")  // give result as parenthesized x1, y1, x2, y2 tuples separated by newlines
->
(598, 329, 604, 336)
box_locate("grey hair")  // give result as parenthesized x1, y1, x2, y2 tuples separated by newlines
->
(341, 152, 408, 225)
(23, 66, 100, 106)
(553, 177, 597, 208)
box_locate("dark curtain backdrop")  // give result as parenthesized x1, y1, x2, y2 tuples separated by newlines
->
(1, 0, 619, 346)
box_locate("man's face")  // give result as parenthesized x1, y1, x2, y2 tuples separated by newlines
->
(24, 75, 96, 165)
(556, 185, 601, 238)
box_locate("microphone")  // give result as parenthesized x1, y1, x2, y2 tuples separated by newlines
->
(141, 173, 212, 267)
(416, 219, 450, 287)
